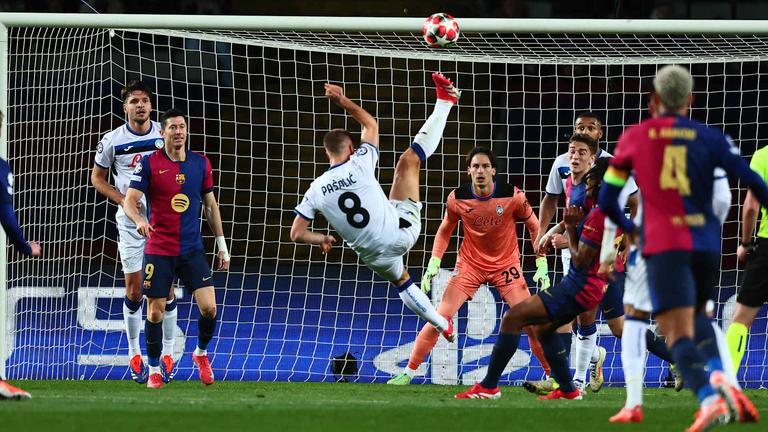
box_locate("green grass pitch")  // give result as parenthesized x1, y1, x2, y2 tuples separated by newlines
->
(1, 381, 765, 431)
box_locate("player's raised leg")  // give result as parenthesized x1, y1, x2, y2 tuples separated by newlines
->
(385, 73, 461, 339)
(192, 286, 217, 386)
(390, 72, 459, 204)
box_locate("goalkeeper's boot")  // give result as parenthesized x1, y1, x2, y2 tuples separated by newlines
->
(710, 370, 758, 423)
(440, 316, 456, 343)
(538, 388, 583, 401)
(454, 383, 500, 400)
(523, 377, 559, 396)
(432, 72, 461, 104)
(193, 353, 215, 385)
(386, 373, 413, 386)
(147, 372, 164, 389)
(0, 380, 31, 400)
(129, 354, 149, 384)
(589, 346, 607, 392)
(609, 405, 644, 423)
(686, 397, 730, 432)
(161, 355, 175, 384)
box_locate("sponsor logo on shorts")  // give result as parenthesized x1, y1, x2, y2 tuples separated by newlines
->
(143, 280, 151, 289)
(171, 193, 190, 213)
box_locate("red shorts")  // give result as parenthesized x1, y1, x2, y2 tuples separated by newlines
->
(446, 259, 530, 305)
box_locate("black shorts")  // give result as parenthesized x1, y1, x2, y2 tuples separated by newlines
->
(738, 238, 768, 307)
(142, 250, 213, 298)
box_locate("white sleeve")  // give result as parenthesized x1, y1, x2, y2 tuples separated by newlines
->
(712, 168, 732, 225)
(294, 187, 317, 221)
(350, 142, 379, 174)
(545, 155, 565, 195)
(93, 134, 114, 169)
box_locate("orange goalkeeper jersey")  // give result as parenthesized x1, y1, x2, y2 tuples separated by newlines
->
(431, 181, 538, 272)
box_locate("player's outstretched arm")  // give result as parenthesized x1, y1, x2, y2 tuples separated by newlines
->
(202, 191, 230, 271)
(324, 83, 379, 147)
(124, 187, 153, 238)
(290, 215, 336, 254)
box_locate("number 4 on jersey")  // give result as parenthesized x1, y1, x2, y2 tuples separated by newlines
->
(660, 145, 691, 196)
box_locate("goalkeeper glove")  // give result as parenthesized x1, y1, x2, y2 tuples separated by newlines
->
(421, 256, 442, 293)
(532, 256, 551, 290)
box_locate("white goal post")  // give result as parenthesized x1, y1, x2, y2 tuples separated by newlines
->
(1, 13, 767, 387)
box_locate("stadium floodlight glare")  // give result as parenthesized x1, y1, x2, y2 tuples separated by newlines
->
(0, 13, 767, 387)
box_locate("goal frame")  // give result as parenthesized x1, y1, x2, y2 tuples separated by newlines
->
(0, 12, 767, 381)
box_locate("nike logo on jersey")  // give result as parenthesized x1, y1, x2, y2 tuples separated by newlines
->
(159, 169, 170, 174)
(465, 208, 474, 213)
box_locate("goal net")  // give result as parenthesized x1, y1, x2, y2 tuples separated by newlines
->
(1, 16, 767, 387)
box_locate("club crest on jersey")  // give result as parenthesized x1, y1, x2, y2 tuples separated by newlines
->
(171, 193, 190, 213)
(496, 205, 503, 216)
(175, 173, 186, 184)
(143, 280, 151, 289)
(154, 139, 164, 149)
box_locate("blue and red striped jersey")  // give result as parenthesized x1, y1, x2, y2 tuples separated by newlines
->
(562, 207, 610, 310)
(129, 149, 214, 256)
(610, 114, 743, 255)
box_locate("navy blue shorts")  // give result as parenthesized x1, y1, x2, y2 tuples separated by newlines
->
(600, 272, 625, 320)
(646, 251, 718, 314)
(142, 250, 213, 298)
(539, 279, 589, 325)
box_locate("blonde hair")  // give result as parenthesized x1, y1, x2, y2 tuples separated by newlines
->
(653, 65, 693, 110)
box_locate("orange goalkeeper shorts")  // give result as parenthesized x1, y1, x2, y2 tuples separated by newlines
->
(447, 259, 530, 305)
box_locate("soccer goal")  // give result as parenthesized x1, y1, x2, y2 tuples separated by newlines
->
(0, 13, 767, 387)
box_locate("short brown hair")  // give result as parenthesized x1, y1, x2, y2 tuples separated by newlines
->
(466, 146, 497, 169)
(569, 133, 598, 155)
(121, 80, 153, 103)
(323, 129, 353, 155)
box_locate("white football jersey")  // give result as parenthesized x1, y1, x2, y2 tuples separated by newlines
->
(94, 121, 163, 225)
(545, 148, 638, 261)
(294, 142, 401, 260)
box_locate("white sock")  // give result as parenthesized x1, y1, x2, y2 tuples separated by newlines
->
(162, 304, 178, 357)
(149, 365, 161, 375)
(403, 367, 417, 377)
(194, 347, 207, 356)
(712, 321, 741, 390)
(397, 281, 448, 331)
(123, 301, 143, 357)
(590, 344, 602, 363)
(411, 100, 453, 160)
(573, 325, 598, 386)
(622, 319, 648, 408)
